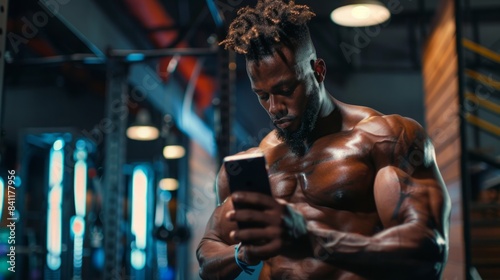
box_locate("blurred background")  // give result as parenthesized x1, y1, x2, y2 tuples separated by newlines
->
(0, 0, 499, 279)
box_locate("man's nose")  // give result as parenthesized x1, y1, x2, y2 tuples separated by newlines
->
(269, 95, 286, 117)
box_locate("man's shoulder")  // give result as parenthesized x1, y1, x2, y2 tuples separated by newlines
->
(353, 114, 432, 169)
(259, 129, 282, 150)
(354, 114, 425, 140)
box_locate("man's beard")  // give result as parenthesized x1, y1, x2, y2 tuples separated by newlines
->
(274, 89, 320, 156)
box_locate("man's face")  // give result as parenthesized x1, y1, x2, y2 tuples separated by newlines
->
(246, 46, 320, 154)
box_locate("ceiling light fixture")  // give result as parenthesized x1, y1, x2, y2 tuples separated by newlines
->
(159, 178, 179, 191)
(126, 109, 160, 141)
(163, 145, 186, 159)
(331, 0, 391, 27)
(161, 115, 186, 159)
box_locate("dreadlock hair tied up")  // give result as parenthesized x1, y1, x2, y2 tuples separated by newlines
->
(219, 0, 316, 61)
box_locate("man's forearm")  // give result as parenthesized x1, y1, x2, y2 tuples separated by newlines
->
(197, 239, 242, 280)
(308, 223, 447, 279)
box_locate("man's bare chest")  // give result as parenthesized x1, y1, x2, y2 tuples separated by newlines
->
(266, 137, 376, 212)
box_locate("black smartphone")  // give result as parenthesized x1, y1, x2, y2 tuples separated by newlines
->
(223, 153, 272, 228)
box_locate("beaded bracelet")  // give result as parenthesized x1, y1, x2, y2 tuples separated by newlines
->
(234, 242, 261, 275)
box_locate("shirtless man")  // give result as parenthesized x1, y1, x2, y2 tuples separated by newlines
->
(197, 0, 451, 279)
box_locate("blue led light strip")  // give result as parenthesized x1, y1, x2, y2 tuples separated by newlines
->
(46, 139, 65, 271)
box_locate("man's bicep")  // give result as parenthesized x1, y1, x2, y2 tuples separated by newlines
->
(202, 199, 237, 245)
(374, 165, 448, 232)
(216, 165, 231, 205)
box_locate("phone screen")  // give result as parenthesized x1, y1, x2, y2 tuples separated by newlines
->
(223, 153, 272, 228)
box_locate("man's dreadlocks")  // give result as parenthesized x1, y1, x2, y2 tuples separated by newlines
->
(219, 0, 315, 61)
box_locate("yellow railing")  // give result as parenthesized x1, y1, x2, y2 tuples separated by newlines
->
(465, 113, 500, 137)
(465, 69, 500, 91)
(462, 39, 500, 138)
(463, 38, 500, 64)
(465, 91, 500, 114)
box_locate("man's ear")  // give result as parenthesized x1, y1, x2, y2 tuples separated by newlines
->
(312, 58, 326, 83)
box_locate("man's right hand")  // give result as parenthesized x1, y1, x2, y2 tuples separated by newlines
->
(226, 192, 309, 262)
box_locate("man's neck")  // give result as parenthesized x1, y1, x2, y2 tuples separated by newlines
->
(305, 93, 341, 147)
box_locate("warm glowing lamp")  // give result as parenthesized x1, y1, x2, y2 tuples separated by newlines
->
(161, 116, 186, 159)
(127, 109, 160, 141)
(159, 178, 179, 191)
(162, 145, 185, 159)
(331, 0, 391, 27)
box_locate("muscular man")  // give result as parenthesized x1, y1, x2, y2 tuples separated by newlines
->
(197, 0, 451, 279)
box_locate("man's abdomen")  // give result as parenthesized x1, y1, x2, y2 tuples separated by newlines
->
(260, 257, 367, 280)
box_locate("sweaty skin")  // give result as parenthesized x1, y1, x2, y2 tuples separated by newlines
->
(197, 46, 451, 280)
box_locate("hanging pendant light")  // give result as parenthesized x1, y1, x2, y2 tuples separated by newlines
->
(331, 0, 391, 27)
(126, 109, 160, 141)
(163, 144, 186, 159)
(159, 178, 179, 191)
(161, 115, 186, 159)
